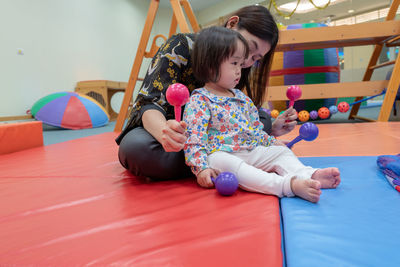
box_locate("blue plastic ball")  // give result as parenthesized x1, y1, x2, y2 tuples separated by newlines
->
(329, 105, 338, 115)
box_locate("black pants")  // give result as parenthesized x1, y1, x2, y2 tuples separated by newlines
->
(118, 109, 272, 180)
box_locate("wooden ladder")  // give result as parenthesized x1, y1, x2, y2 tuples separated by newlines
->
(349, 0, 400, 121)
(267, 0, 400, 122)
(114, 0, 200, 132)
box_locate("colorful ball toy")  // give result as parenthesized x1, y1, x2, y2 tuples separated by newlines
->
(286, 85, 302, 107)
(271, 109, 279, 118)
(166, 83, 190, 122)
(329, 105, 338, 115)
(269, 23, 339, 113)
(212, 172, 239, 196)
(309, 110, 318, 120)
(298, 110, 310, 122)
(287, 122, 319, 149)
(318, 107, 330, 119)
(31, 92, 109, 130)
(338, 101, 350, 113)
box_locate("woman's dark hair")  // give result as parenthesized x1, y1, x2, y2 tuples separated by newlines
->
(192, 26, 249, 84)
(225, 5, 279, 107)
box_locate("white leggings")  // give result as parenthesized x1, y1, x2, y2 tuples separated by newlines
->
(208, 145, 317, 197)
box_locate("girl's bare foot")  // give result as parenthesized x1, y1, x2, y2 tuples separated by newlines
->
(291, 178, 321, 203)
(311, 168, 341, 189)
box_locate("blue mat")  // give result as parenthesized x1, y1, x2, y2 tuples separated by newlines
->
(281, 156, 400, 267)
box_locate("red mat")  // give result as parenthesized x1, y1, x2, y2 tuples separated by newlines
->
(0, 132, 282, 266)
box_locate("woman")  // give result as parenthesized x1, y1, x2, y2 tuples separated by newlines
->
(116, 5, 297, 180)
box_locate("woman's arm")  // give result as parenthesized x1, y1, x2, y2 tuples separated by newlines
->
(142, 109, 187, 152)
(270, 107, 297, 137)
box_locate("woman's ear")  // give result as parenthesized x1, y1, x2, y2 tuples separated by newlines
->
(226, 16, 239, 29)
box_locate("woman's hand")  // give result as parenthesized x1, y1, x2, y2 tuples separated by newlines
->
(271, 107, 297, 137)
(161, 120, 187, 152)
(196, 168, 220, 188)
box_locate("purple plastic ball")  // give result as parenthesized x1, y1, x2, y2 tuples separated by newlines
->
(260, 107, 271, 116)
(213, 172, 239, 196)
(309, 110, 318, 120)
(329, 105, 338, 115)
(299, 122, 319, 141)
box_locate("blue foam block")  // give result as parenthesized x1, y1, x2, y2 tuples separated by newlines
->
(281, 156, 400, 267)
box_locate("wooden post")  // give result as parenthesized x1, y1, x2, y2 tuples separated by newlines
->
(114, 0, 160, 132)
(114, 0, 200, 132)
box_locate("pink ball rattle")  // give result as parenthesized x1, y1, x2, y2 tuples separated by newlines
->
(166, 83, 190, 122)
(286, 85, 302, 108)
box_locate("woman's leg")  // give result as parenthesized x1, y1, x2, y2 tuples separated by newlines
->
(118, 127, 193, 180)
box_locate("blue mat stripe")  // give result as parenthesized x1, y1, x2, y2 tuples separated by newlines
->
(281, 156, 400, 267)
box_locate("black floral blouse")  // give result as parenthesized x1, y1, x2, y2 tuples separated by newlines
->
(116, 33, 204, 144)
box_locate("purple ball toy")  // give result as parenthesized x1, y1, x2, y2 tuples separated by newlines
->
(286, 122, 319, 149)
(212, 172, 239, 196)
(309, 110, 318, 120)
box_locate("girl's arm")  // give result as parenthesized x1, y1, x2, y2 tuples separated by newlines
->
(183, 94, 211, 176)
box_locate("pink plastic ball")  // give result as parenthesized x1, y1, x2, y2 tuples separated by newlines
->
(166, 83, 190, 107)
(337, 101, 350, 113)
(286, 85, 302, 101)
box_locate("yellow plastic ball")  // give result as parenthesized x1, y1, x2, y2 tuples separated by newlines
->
(270, 109, 279, 118)
(298, 110, 310, 122)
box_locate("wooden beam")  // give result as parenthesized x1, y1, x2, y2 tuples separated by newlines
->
(277, 20, 400, 52)
(0, 115, 33, 122)
(170, 0, 190, 33)
(180, 0, 200, 32)
(378, 50, 400, 121)
(114, 0, 159, 132)
(265, 80, 388, 101)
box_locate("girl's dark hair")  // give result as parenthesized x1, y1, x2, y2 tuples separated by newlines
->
(225, 5, 279, 107)
(192, 26, 249, 84)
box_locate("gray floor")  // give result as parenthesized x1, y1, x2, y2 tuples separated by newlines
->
(42, 121, 117, 145)
(40, 102, 400, 146)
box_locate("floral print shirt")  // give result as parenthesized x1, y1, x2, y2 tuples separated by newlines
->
(183, 88, 276, 175)
(116, 33, 203, 144)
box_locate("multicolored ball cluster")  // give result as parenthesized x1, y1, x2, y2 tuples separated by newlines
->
(269, 101, 352, 122)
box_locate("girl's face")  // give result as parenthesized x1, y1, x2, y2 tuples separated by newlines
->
(233, 29, 272, 68)
(216, 40, 246, 90)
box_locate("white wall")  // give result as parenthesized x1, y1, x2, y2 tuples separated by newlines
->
(196, 0, 262, 27)
(0, 0, 152, 117)
(1, 0, 391, 117)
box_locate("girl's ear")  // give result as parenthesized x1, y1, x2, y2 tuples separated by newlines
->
(226, 16, 239, 29)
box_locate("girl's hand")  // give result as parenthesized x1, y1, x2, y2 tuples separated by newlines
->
(161, 120, 187, 152)
(196, 168, 220, 188)
(271, 107, 297, 136)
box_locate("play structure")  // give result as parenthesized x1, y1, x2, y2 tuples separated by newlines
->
(269, 23, 339, 112)
(31, 91, 109, 130)
(269, 85, 390, 121)
(114, 0, 200, 132)
(2, 0, 400, 265)
(75, 80, 127, 121)
(266, 0, 400, 122)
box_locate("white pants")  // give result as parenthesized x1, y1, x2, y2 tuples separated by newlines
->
(208, 145, 317, 197)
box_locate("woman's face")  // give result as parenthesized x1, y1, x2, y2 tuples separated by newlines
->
(236, 29, 271, 68)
